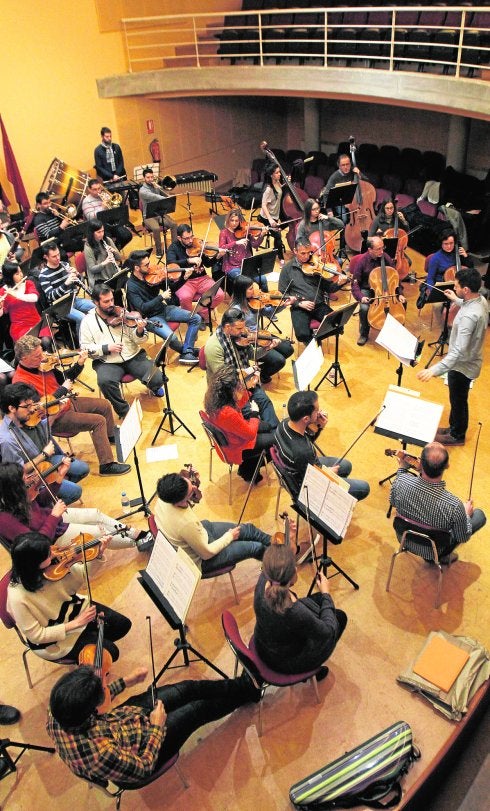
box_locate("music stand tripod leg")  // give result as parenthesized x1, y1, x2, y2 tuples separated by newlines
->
(153, 624, 228, 685)
(151, 349, 196, 445)
(306, 532, 359, 595)
(314, 330, 351, 397)
(238, 450, 266, 523)
(0, 738, 55, 779)
(425, 303, 450, 367)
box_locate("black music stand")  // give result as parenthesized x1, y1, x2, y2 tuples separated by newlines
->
(150, 333, 196, 444)
(138, 570, 228, 682)
(314, 301, 357, 397)
(323, 182, 357, 214)
(43, 290, 77, 349)
(96, 206, 126, 228)
(105, 267, 129, 306)
(146, 197, 177, 258)
(424, 282, 454, 367)
(0, 738, 54, 782)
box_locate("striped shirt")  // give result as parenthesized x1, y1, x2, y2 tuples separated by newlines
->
(46, 678, 165, 785)
(38, 261, 76, 303)
(390, 469, 471, 547)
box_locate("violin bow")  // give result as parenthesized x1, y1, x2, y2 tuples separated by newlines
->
(10, 426, 58, 502)
(302, 484, 321, 574)
(198, 217, 213, 266)
(335, 405, 387, 466)
(146, 615, 157, 706)
(80, 532, 94, 606)
(228, 333, 254, 398)
(468, 422, 482, 501)
(244, 200, 255, 242)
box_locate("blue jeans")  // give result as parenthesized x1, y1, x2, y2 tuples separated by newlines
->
(52, 453, 89, 505)
(200, 520, 270, 573)
(227, 266, 268, 292)
(241, 386, 279, 429)
(68, 297, 95, 325)
(147, 306, 202, 353)
(319, 455, 370, 502)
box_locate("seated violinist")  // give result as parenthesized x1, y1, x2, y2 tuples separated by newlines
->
(12, 335, 130, 475)
(351, 236, 406, 347)
(296, 199, 346, 302)
(125, 249, 200, 365)
(278, 237, 347, 346)
(0, 461, 152, 552)
(230, 275, 293, 383)
(79, 283, 165, 419)
(166, 224, 225, 321)
(0, 383, 89, 505)
(218, 208, 269, 290)
(203, 366, 276, 483)
(6, 531, 131, 663)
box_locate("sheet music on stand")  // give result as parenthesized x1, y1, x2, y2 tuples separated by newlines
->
(0, 357, 14, 374)
(143, 530, 201, 623)
(374, 385, 443, 447)
(292, 338, 324, 391)
(375, 313, 423, 366)
(115, 397, 142, 462)
(297, 464, 356, 540)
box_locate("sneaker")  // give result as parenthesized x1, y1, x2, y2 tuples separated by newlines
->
(438, 434, 465, 447)
(99, 462, 131, 476)
(0, 704, 21, 725)
(179, 352, 199, 365)
(436, 426, 451, 435)
(199, 322, 210, 331)
(315, 666, 329, 682)
(151, 387, 165, 397)
(136, 531, 155, 552)
(190, 347, 200, 357)
(357, 335, 368, 346)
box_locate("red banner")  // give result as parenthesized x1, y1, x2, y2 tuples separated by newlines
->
(0, 115, 29, 214)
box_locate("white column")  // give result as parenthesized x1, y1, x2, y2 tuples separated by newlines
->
(304, 98, 320, 153)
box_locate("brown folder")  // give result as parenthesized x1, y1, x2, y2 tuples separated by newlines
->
(413, 634, 470, 692)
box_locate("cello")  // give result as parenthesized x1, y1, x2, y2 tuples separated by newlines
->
(443, 237, 462, 326)
(368, 255, 406, 330)
(260, 141, 308, 251)
(383, 211, 410, 281)
(344, 137, 376, 253)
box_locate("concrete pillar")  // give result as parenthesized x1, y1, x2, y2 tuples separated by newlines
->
(446, 116, 470, 172)
(304, 98, 320, 153)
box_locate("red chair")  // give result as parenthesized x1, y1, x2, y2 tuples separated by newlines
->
(222, 610, 321, 736)
(74, 252, 87, 276)
(0, 571, 76, 688)
(147, 514, 239, 604)
(199, 409, 238, 505)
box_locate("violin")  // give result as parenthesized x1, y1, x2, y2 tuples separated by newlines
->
(43, 534, 102, 581)
(142, 265, 168, 286)
(23, 459, 65, 501)
(309, 230, 343, 277)
(181, 463, 202, 504)
(24, 396, 73, 427)
(301, 254, 352, 283)
(273, 512, 292, 546)
(39, 351, 81, 372)
(344, 137, 376, 253)
(368, 256, 406, 330)
(78, 613, 113, 714)
(105, 305, 163, 330)
(185, 236, 221, 259)
(385, 448, 421, 471)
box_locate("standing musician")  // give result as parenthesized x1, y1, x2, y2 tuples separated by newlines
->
(33, 192, 83, 255)
(417, 268, 488, 447)
(82, 179, 132, 250)
(166, 223, 225, 319)
(390, 441, 486, 562)
(0, 260, 52, 350)
(278, 237, 347, 346)
(38, 243, 95, 335)
(204, 307, 279, 428)
(218, 208, 269, 289)
(125, 249, 200, 365)
(12, 336, 130, 477)
(83, 219, 122, 290)
(79, 283, 165, 419)
(6, 531, 131, 663)
(351, 236, 406, 346)
(258, 163, 286, 264)
(47, 664, 259, 786)
(94, 126, 126, 182)
(274, 390, 370, 503)
(230, 275, 293, 384)
(0, 383, 89, 505)
(139, 167, 177, 258)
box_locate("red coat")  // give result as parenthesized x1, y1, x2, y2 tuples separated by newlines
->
(207, 405, 259, 464)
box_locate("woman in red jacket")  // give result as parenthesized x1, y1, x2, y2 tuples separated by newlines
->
(203, 366, 275, 483)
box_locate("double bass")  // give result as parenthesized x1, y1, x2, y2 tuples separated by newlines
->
(260, 141, 308, 251)
(344, 137, 376, 253)
(368, 255, 406, 330)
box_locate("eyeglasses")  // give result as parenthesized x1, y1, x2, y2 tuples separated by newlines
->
(18, 402, 35, 410)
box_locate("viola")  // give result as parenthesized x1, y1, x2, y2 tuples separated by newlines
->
(385, 448, 421, 471)
(39, 351, 82, 372)
(368, 256, 406, 331)
(43, 534, 102, 581)
(344, 137, 376, 253)
(78, 613, 113, 714)
(181, 463, 203, 504)
(260, 140, 308, 250)
(142, 265, 168, 286)
(24, 395, 74, 427)
(23, 459, 65, 501)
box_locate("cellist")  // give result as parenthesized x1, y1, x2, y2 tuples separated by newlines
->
(351, 237, 406, 347)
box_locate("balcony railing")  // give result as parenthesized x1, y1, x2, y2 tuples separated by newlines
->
(121, 6, 490, 79)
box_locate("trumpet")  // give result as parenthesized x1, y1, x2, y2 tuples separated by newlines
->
(99, 189, 123, 208)
(49, 202, 79, 226)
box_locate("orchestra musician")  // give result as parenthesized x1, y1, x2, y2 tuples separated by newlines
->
(0, 211, 24, 264)
(125, 249, 200, 365)
(139, 167, 177, 257)
(79, 283, 166, 419)
(218, 208, 269, 290)
(94, 127, 126, 182)
(38, 242, 95, 335)
(33, 192, 83, 255)
(258, 163, 286, 264)
(12, 337, 131, 477)
(83, 219, 122, 290)
(274, 390, 370, 503)
(320, 153, 359, 228)
(425, 230, 473, 292)
(166, 223, 225, 320)
(0, 260, 52, 350)
(82, 179, 132, 250)
(230, 274, 293, 383)
(278, 237, 346, 346)
(6, 531, 131, 663)
(351, 236, 406, 346)
(203, 366, 276, 483)
(296, 198, 343, 301)
(368, 198, 409, 237)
